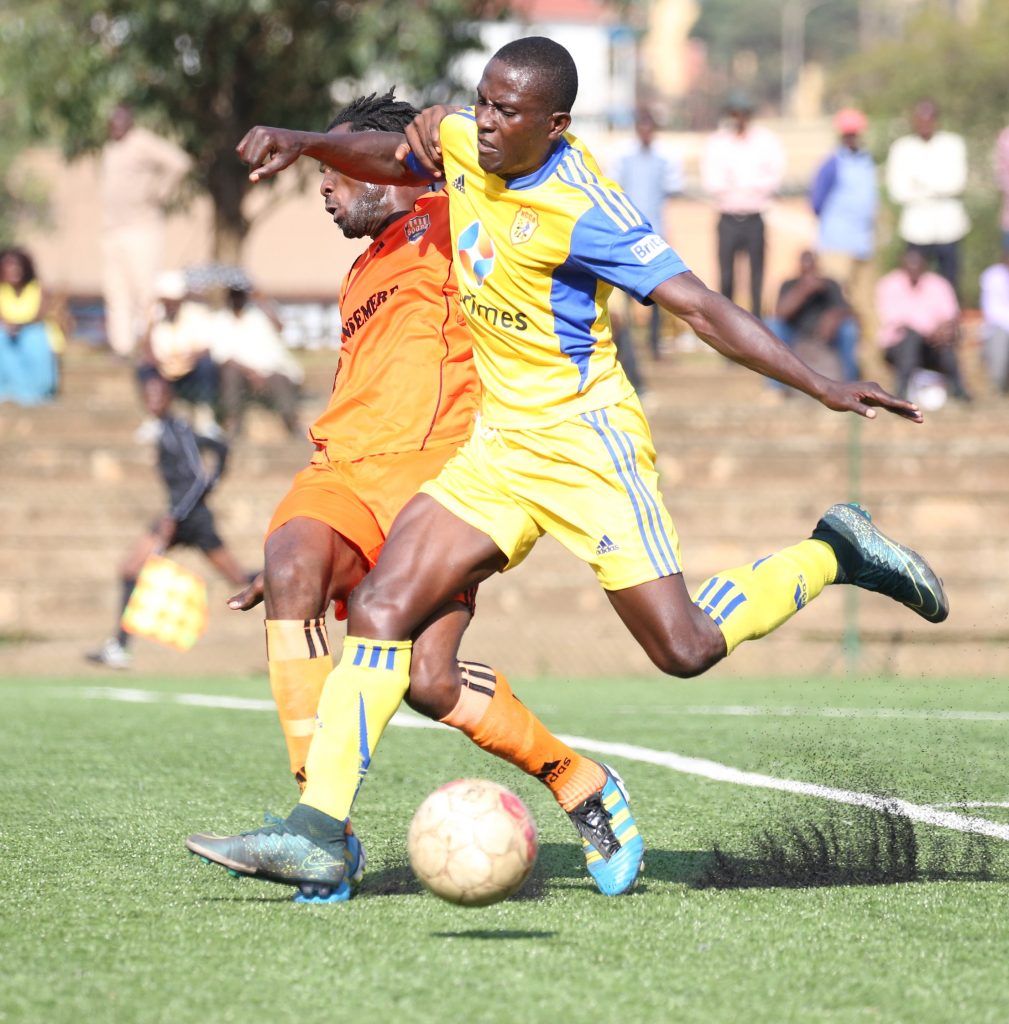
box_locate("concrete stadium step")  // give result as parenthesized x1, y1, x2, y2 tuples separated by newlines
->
(3, 344, 1007, 679)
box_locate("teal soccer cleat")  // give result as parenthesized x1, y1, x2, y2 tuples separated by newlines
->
(186, 805, 356, 901)
(567, 763, 644, 896)
(812, 502, 949, 623)
(293, 822, 366, 904)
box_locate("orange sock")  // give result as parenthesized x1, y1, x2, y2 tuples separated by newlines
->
(265, 618, 333, 786)
(441, 662, 606, 812)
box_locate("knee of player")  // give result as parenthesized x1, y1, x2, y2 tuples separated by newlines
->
(347, 579, 411, 637)
(649, 633, 723, 679)
(263, 550, 327, 614)
(404, 658, 460, 721)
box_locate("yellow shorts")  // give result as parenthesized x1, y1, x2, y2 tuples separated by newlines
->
(420, 395, 683, 591)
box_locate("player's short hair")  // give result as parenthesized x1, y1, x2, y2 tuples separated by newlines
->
(326, 88, 419, 134)
(493, 36, 578, 114)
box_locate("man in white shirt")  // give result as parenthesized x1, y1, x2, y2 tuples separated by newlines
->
(211, 286, 303, 438)
(885, 99, 969, 297)
(701, 92, 786, 318)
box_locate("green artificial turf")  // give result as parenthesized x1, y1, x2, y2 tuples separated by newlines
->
(3, 672, 1008, 1024)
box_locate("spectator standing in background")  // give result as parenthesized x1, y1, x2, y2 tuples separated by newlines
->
(810, 108, 878, 336)
(875, 248, 968, 403)
(612, 108, 684, 362)
(767, 250, 859, 387)
(995, 123, 1009, 252)
(979, 249, 1009, 395)
(701, 91, 786, 318)
(211, 285, 304, 439)
(100, 104, 191, 358)
(885, 99, 969, 297)
(0, 247, 62, 405)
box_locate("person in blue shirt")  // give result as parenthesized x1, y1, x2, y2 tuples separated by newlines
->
(612, 109, 684, 369)
(810, 108, 878, 339)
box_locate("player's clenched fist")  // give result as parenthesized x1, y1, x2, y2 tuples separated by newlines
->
(399, 105, 459, 179)
(236, 126, 310, 182)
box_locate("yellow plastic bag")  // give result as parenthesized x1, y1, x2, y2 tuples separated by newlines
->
(121, 554, 208, 652)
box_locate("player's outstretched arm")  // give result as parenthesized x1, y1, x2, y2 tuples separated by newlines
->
(236, 125, 427, 186)
(651, 272, 923, 423)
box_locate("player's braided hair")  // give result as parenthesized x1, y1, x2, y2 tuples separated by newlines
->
(326, 88, 419, 134)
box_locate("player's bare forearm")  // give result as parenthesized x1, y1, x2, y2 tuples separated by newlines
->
(236, 126, 427, 186)
(650, 273, 923, 423)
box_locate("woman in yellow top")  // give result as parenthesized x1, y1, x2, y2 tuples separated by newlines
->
(0, 247, 61, 405)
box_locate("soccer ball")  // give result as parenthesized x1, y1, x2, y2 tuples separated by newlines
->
(407, 779, 538, 906)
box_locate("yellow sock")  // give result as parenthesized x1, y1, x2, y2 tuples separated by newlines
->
(265, 619, 333, 785)
(300, 635, 413, 821)
(441, 662, 606, 812)
(692, 539, 838, 655)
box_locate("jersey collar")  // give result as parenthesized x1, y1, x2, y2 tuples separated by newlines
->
(503, 137, 572, 191)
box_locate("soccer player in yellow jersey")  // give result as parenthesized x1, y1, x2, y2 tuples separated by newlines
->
(214, 36, 948, 899)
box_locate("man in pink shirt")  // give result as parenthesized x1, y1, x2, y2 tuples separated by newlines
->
(875, 248, 968, 401)
(701, 92, 786, 318)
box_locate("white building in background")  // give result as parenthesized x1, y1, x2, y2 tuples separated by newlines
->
(453, 0, 639, 133)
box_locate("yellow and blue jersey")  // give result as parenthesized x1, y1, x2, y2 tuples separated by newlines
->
(412, 109, 689, 429)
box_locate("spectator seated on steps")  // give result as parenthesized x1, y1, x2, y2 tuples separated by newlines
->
(875, 248, 970, 405)
(980, 248, 1009, 396)
(0, 246, 64, 406)
(210, 285, 303, 439)
(765, 249, 859, 389)
(137, 270, 220, 434)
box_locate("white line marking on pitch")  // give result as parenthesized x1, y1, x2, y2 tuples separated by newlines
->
(613, 705, 1009, 722)
(73, 686, 1009, 842)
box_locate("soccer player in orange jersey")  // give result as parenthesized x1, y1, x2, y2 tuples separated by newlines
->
(191, 91, 627, 900)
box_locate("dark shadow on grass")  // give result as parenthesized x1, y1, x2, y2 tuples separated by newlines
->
(691, 802, 1002, 890)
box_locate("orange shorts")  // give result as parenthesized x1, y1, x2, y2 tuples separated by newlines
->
(267, 444, 468, 619)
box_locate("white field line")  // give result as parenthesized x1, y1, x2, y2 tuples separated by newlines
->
(614, 705, 1009, 722)
(73, 686, 1009, 842)
(934, 802, 1009, 810)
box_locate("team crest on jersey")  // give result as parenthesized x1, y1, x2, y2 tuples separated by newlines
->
(510, 206, 539, 245)
(457, 220, 495, 287)
(403, 213, 431, 243)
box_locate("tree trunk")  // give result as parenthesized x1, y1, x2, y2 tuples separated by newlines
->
(207, 150, 248, 264)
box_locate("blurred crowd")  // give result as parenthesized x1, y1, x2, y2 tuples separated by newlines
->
(5, 94, 1009, 422)
(614, 94, 1009, 409)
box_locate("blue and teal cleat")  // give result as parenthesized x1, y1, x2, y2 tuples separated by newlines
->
(292, 822, 366, 904)
(186, 804, 352, 901)
(568, 763, 644, 896)
(812, 502, 949, 623)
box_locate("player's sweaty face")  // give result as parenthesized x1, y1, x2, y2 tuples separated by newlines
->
(474, 59, 558, 178)
(319, 126, 392, 239)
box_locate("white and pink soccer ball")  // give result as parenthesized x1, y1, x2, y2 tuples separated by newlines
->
(408, 778, 538, 907)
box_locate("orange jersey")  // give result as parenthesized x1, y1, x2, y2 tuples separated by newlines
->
(309, 190, 480, 461)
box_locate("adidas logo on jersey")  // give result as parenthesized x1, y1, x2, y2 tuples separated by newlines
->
(595, 535, 620, 555)
(452, 175, 465, 193)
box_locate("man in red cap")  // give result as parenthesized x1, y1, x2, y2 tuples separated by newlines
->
(810, 108, 878, 353)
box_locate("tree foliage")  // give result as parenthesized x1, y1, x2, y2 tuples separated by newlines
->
(0, 0, 503, 257)
(689, 0, 859, 111)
